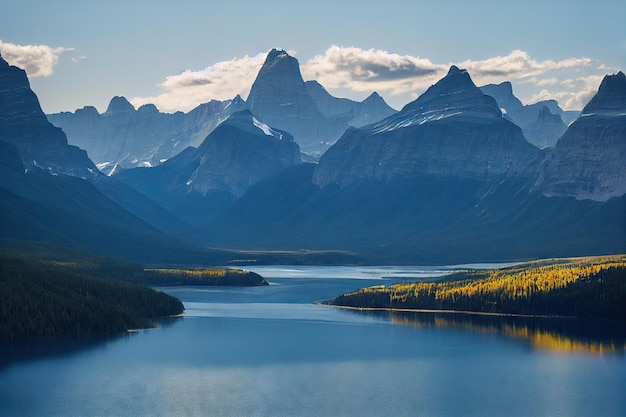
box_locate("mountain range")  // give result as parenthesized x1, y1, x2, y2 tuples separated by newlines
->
(47, 49, 396, 172)
(1, 49, 624, 265)
(201, 66, 625, 263)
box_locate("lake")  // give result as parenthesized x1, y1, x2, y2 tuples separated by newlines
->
(1, 265, 625, 416)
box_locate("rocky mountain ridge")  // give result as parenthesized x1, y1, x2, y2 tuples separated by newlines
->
(2, 49, 624, 265)
(48, 49, 396, 171)
(313, 66, 542, 188)
(541, 71, 626, 201)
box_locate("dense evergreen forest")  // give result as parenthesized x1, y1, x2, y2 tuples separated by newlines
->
(0, 244, 266, 342)
(324, 255, 626, 319)
(0, 252, 184, 342)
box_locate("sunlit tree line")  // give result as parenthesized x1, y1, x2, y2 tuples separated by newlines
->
(327, 256, 626, 319)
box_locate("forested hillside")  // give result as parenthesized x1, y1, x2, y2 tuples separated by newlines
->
(324, 255, 626, 319)
(0, 252, 184, 342)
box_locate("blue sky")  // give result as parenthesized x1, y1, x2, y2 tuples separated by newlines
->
(1, 0, 624, 113)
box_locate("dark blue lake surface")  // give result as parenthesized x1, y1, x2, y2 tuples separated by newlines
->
(1, 266, 625, 416)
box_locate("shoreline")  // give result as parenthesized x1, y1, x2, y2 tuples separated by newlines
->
(316, 302, 579, 320)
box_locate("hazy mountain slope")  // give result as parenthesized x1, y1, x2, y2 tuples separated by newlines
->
(480, 82, 571, 148)
(115, 110, 301, 225)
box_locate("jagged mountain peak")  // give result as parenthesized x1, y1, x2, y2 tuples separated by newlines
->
(105, 96, 135, 114)
(369, 67, 500, 133)
(363, 92, 383, 103)
(266, 48, 289, 61)
(541, 70, 626, 201)
(231, 94, 245, 104)
(480, 81, 524, 113)
(401, 66, 500, 118)
(447, 65, 467, 76)
(255, 48, 301, 80)
(581, 70, 626, 116)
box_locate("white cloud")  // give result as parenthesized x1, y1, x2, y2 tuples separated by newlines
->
(131, 45, 613, 113)
(131, 52, 267, 113)
(302, 45, 447, 97)
(528, 75, 604, 110)
(0, 40, 72, 77)
(459, 50, 593, 83)
(301, 46, 609, 110)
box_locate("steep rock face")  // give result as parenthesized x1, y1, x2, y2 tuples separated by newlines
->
(47, 95, 245, 174)
(116, 110, 302, 224)
(480, 82, 571, 148)
(541, 71, 626, 201)
(314, 66, 542, 187)
(247, 49, 347, 154)
(0, 53, 97, 177)
(247, 49, 394, 154)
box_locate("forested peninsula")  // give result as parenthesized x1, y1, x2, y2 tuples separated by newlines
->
(323, 255, 626, 319)
(0, 245, 267, 342)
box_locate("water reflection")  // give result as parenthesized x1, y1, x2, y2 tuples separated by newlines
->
(348, 309, 626, 355)
(0, 316, 182, 369)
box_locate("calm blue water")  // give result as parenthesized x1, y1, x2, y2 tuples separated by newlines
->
(1, 266, 625, 417)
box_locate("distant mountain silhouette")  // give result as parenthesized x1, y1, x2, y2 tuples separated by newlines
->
(480, 81, 573, 148)
(47, 95, 247, 174)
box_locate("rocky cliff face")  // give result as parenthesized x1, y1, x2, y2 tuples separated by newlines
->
(47, 95, 246, 174)
(480, 82, 571, 148)
(0, 53, 97, 177)
(541, 71, 626, 201)
(247, 49, 395, 155)
(313, 66, 542, 187)
(246, 49, 347, 154)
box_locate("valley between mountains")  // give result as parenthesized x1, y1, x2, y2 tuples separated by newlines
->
(0, 46, 625, 340)
(4, 48, 622, 265)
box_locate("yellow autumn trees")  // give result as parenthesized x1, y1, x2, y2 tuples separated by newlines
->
(326, 255, 626, 319)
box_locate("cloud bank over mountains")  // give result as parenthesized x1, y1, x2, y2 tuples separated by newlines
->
(0, 41, 616, 113)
